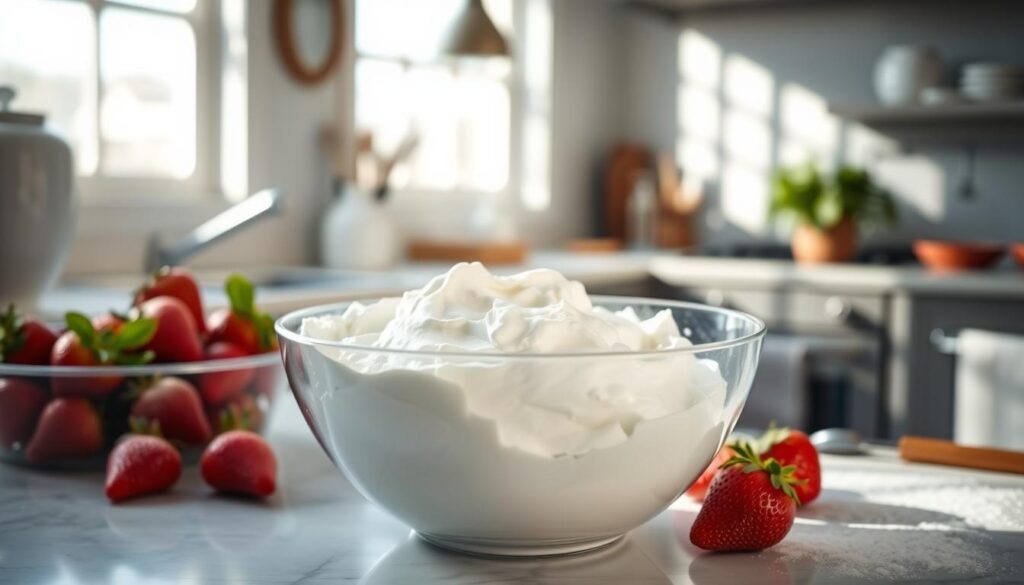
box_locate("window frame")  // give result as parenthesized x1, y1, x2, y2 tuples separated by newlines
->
(349, 2, 522, 204)
(68, 0, 221, 204)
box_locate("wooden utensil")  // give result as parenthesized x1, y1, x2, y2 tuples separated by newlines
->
(604, 143, 650, 241)
(899, 435, 1024, 475)
(407, 240, 527, 265)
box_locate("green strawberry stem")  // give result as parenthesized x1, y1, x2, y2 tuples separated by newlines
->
(224, 273, 276, 351)
(64, 312, 158, 365)
(0, 303, 27, 361)
(722, 441, 804, 505)
(755, 420, 791, 452)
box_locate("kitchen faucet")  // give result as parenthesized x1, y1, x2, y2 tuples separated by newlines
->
(144, 188, 283, 272)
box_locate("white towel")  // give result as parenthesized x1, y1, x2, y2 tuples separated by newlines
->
(954, 328, 1024, 450)
(741, 335, 807, 430)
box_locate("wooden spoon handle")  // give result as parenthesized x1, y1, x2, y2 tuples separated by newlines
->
(899, 435, 1024, 475)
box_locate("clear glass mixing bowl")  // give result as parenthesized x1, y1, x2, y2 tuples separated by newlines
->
(276, 297, 765, 557)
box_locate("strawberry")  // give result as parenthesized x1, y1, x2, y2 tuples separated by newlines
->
(25, 398, 104, 462)
(92, 313, 126, 334)
(137, 297, 203, 363)
(0, 304, 58, 365)
(50, 313, 157, 397)
(686, 444, 736, 501)
(201, 430, 276, 497)
(758, 424, 822, 505)
(105, 434, 182, 503)
(206, 274, 277, 355)
(199, 342, 253, 406)
(0, 378, 48, 448)
(134, 266, 207, 334)
(690, 442, 801, 552)
(130, 377, 212, 445)
(207, 394, 264, 435)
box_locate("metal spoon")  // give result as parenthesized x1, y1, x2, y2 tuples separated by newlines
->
(810, 428, 867, 455)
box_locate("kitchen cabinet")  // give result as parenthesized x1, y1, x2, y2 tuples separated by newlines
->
(890, 295, 1024, 439)
(654, 280, 889, 437)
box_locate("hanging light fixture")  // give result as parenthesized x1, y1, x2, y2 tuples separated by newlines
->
(439, 0, 509, 58)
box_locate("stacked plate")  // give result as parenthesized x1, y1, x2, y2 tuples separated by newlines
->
(960, 63, 1024, 102)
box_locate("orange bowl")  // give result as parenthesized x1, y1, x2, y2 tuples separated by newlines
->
(1012, 243, 1024, 268)
(913, 240, 1004, 271)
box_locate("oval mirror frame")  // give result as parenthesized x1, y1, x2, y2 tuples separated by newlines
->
(273, 0, 343, 85)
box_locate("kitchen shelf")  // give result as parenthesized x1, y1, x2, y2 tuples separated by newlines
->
(828, 102, 1024, 145)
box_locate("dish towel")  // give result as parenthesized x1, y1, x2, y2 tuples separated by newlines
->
(740, 335, 807, 430)
(954, 328, 1024, 450)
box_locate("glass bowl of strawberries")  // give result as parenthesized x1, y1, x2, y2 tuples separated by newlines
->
(0, 268, 284, 469)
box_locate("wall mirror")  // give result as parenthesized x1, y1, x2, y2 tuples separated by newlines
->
(274, 0, 343, 85)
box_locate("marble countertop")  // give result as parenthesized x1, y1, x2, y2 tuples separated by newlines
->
(2, 396, 1022, 584)
(650, 255, 1024, 299)
(44, 251, 1024, 322)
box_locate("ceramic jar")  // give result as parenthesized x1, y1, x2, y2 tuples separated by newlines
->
(873, 46, 942, 106)
(0, 86, 76, 310)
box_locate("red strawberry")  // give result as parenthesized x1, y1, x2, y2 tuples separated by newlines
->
(105, 435, 182, 503)
(690, 442, 801, 552)
(130, 377, 212, 445)
(92, 313, 125, 334)
(134, 266, 207, 334)
(0, 378, 48, 448)
(207, 394, 264, 435)
(199, 342, 253, 406)
(686, 444, 736, 501)
(50, 331, 122, 397)
(206, 274, 277, 355)
(25, 398, 104, 462)
(201, 430, 276, 497)
(138, 297, 203, 363)
(0, 304, 58, 365)
(758, 425, 821, 505)
(50, 313, 157, 397)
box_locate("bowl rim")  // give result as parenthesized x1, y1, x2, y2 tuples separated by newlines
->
(274, 295, 767, 359)
(0, 352, 280, 377)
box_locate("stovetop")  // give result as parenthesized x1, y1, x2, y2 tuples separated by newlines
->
(700, 244, 919, 266)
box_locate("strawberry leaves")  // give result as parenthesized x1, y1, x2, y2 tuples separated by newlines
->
(722, 441, 804, 505)
(0, 303, 27, 361)
(64, 312, 157, 366)
(224, 274, 276, 352)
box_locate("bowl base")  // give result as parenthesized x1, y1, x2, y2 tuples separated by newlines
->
(416, 531, 624, 558)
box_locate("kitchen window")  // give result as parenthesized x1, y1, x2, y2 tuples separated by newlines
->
(353, 0, 515, 195)
(0, 0, 216, 200)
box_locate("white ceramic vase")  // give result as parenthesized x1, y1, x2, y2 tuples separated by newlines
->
(321, 184, 402, 271)
(873, 46, 941, 107)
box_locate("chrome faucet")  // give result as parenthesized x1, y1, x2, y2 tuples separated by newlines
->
(144, 188, 283, 271)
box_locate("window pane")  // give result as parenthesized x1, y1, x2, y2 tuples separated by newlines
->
(357, 0, 513, 60)
(109, 0, 197, 14)
(0, 0, 98, 175)
(355, 58, 510, 193)
(100, 8, 196, 178)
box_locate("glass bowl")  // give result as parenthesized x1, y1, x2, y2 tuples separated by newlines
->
(0, 354, 284, 469)
(276, 297, 766, 557)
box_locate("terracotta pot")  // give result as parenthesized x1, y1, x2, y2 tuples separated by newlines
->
(791, 217, 857, 264)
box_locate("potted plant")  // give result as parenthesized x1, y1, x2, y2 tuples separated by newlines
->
(769, 164, 897, 264)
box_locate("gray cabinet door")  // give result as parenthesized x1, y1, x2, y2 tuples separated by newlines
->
(900, 296, 1024, 439)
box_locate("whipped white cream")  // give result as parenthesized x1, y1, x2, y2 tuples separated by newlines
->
(301, 263, 726, 459)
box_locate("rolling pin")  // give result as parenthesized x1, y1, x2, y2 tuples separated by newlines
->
(899, 435, 1024, 475)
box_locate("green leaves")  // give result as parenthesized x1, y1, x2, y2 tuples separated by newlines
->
(64, 312, 157, 366)
(770, 162, 898, 231)
(720, 440, 803, 505)
(225, 273, 256, 317)
(224, 273, 277, 352)
(0, 303, 27, 361)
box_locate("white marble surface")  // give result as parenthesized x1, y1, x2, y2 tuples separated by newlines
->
(651, 255, 1024, 299)
(1, 395, 1023, 584)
